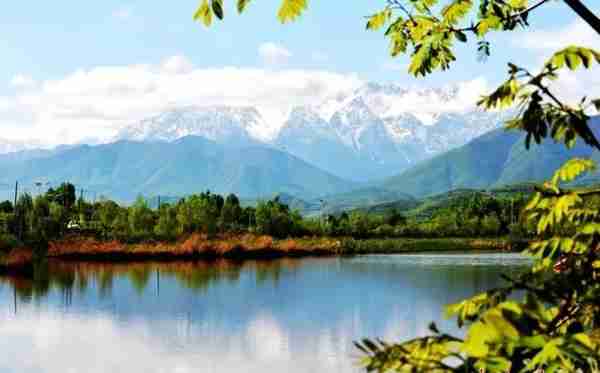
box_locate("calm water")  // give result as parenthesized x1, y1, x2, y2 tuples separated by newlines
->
(0, 253, 529, 373)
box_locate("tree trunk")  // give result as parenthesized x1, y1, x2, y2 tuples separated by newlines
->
(563, 0, 600, 35)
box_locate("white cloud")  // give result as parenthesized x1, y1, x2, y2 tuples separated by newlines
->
(112, 6, 133, 21)
(161, 55, 194, 75)
(382, 77, 492, 122)
(516, 20, 600, 109)
(259, 42, 293, 65)
(0, 310, 356, 373)
(1, 47, 595, 147)
(519, 20, 600, 51)
(0, 57, 362, 145)
(10, 74, 36, 88)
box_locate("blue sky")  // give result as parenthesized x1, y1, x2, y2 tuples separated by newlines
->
(0, 0, 598, 143)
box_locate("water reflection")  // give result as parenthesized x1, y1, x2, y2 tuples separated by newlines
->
(0, 254, 529, 373)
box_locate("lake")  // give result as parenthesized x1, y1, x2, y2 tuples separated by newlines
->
(0, 253, 530, 373)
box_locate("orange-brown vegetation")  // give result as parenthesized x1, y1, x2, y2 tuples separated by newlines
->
(47, 233, 343, 260)
(0, 248, 34, 274)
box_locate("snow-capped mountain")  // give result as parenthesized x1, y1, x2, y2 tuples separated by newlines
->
(115, 106, 267, 147)
(115, 82, 509, 181)
(275, 82, 508, 180)
(0, 138, 42, 154)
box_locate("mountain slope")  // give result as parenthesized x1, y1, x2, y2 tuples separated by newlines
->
(110, 82, 509, 182)
(382, 117, 600, 197)
(0, 138, 42, 155)
(115, 106, 267, 147)
(274, 85, 508, 181)
(0, 136, 357, 201)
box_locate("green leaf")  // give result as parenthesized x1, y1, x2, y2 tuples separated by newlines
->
(211, 0, 224, 20)
(193, 0, 213, 26)
(566, 51, 581, 70)
(237, 0, 251, 13)
(551, 158, 596, 185)
(366, 8, 391, 31)
(573, 333, 594, 350)
(278, 0, 308, 24)
(389, 32, 408, 56)
(442, 0, 473, 26)
(476, 15, 501, 36)
(546, 46, 600, 71)
(455, 30, 467, 42)
(581, 223, 600, 235)
(509, 0, 527, 8)
(463, 321, 498, 358)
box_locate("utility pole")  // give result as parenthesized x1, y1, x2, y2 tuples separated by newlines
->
(14, 181, 19, 240)
(13, 181, 18, 209)
(511, 198, 514, 225)
(319, 199, 326, 232)
(157, 195, 161, 210)
(13, 285, 17, 316)
(156, 268, 160, 297)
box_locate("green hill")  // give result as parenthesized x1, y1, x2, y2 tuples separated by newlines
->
(382, 117, 600, 197)
(0, 136, 357, 202)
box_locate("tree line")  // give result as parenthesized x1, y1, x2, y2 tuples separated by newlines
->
(0, 182, 539, 254)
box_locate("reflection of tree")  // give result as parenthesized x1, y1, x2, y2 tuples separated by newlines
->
(76, 268, 89, 294)
(129, 266, 152, 295)
(32, 259, 50, 296)
(0, 258, 305, 300)
(255, 261, 282, 286)
(98, 269, 114, 298)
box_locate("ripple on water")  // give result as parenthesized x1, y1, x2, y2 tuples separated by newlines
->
(349, 252, 533, 267)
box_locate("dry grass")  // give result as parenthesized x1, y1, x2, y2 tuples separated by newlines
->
(47, 233, 343, 260)
(0, 248, 34, 274)
(0, 234, 516, 273)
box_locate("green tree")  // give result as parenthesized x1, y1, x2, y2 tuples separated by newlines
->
(29, 196, 50, 239)
(48, 201, 68, 238)
(154, 204, 178, 241)
(349, 211, 372, 239)
(176, 198, 195, 235)
(47, 182, 76, 210)
(198, 1, 600, 371)
(254, 197, 297, 238)
(128, 196, 155, 239)
(383, 208, 406, 227)
(111, 208, 130, 241)
(96, 200, 119, 238)
(220, 193, 242, 231)
(255, 200, 274, 236)
(14, 193, 33, 239)
(0, 200, 13, 214)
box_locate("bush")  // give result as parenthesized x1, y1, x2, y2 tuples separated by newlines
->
(0, 233, 19, 252)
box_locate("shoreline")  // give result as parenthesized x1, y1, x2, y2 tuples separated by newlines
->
(0, 234, 523, 275)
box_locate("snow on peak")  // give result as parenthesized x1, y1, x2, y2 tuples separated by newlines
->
(116, 106, 267, 145)
(315, 78, 489, 124)
(0, 138, 43, 155)
(113, 79, 499, 162)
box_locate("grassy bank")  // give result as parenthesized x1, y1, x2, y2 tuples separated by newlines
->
(0, 234, 522, 274)
(341, 237, 521, 255)
(0, 248, 34, 275)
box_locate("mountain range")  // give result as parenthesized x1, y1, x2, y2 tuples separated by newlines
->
(0, 136, 356, 202)
(111, 82, 508, 181)
(0, 138, 41, 155)
(382, 117, 600, 197)
(0, 81, 597, 209)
